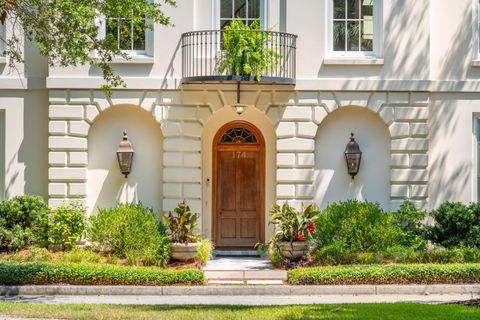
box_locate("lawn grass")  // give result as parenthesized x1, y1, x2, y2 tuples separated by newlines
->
(0, 302, 479, 320)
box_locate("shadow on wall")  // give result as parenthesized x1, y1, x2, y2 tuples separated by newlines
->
(429, 93, 475, 209)
(314, 106, 390, 210)
(87, 104, 163, 215)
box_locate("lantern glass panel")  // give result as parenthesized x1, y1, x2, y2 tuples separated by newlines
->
(117, 152, 133, 175)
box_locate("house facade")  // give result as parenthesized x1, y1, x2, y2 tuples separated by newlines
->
(1, 0, 480, 248)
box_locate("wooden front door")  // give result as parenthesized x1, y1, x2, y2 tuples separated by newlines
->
(213, 122, 265, 248)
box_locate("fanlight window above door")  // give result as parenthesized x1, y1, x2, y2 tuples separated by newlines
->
(219, 127, 258, 144)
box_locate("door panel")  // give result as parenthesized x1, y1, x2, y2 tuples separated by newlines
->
(216, 149, 261, 248)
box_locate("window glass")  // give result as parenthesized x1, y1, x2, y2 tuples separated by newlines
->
(332, 0, 374, 53)
(105, 15, 146, 52)
(220, 0, 261, 29)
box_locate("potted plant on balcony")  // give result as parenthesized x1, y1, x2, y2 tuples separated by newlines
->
(216, 19, 281, 81)
(258, 202, 319, 261)
(163, 200, 202, 261)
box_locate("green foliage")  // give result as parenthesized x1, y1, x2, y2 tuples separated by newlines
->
(316, 241, 356, 265)
(196, 239, 214, 264)
(217, 19, 281, 80)
(288, 263, 480, 285)
(48, 202, 86, 251)
(393, 199, 427, 248)
(63, 248, 101, 264)
(314, 200, 402, 254)
(257, 202, 319, 263)
(427, 202, 480, 248)
(269, 202, 319, 243)
(0, 195, 50, 251)
(0, 261, 204, 286)
(1, 0, 176, 92)
(163, 201, 200, 243)
(88, 203, 170, 267)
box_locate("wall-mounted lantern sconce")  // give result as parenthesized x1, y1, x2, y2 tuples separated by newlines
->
(116, 131, 134, 178)
(344, 132, 362, 179)
(230, 103, 249, 115)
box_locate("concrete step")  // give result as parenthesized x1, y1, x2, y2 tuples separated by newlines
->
(204, 257, 273, 271)
(204, 270, 287, 282)
(214, 250, 260, 257)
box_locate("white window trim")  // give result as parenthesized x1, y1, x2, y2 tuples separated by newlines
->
(473, 116, 480, 201)
(0, 20, 7, 63)
(212, 0, 269, 30)
(472, 0, 480, 66)
(325, 0, 383, 61)
(96, 15, 154, 63)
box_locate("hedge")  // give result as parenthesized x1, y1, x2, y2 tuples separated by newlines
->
(0, 262, 204, 286)
(288, 263, 480, 285)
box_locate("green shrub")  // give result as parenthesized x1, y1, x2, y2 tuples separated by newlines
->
(48, 202, 86, 251)
(0, 195, 49, 251)
(382, 245, 422, 263)
(393, 199, 427, 248)
(197, 239, 213, 264)
(288, 263, 480, 285)
(88, 203, 170, 267)
(63, 248, 101, 264)
(463, 247, 480, 262)
(423, 247, 464, 263)
(0, 261, 204, 286)
(314, 200, 402, 255)
(316, 241, 355, 265)
(427, 202, 480, 248)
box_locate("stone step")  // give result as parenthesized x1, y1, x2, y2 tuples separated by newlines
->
(208, 280, 284, 285)
(204, 270, 287, 281)
(214, 250, 260, 257)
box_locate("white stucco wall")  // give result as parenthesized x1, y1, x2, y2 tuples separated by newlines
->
(429, 93, 480, 209)
(314, 107, 390, 209)
(87, 105, 163, 215)
(0, 93, 48, 200)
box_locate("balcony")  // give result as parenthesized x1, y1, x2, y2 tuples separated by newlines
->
(181, 30, 297, 84)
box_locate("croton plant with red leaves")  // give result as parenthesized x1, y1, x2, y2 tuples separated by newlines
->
(269, 202, 320, 243)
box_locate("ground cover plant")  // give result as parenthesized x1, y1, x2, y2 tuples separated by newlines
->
(288, 263, 480, 285)
(0, 260, 203, 286)
(0, 303, 479, 320)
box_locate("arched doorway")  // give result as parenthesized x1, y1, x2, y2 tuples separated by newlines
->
(212, 121, 265, 248)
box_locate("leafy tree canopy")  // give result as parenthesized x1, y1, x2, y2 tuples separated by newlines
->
(0, 0, 176, 91)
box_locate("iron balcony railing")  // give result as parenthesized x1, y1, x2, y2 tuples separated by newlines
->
(181, 30, 297, 84)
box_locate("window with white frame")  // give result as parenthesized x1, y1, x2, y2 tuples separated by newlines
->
(215, 0, 267, 30)
(97, 11, 152, 57)
(0, 22, 5, 56)
(474, 0, 480, 60)
(105, 16, 146, 53)
(327, 0, 381, 57)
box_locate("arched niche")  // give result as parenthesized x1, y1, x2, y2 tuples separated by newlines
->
(87, 105, 163, 215)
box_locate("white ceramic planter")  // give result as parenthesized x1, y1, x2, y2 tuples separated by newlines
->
(278, 241, 307, 259)
(171, 242, 202, 261)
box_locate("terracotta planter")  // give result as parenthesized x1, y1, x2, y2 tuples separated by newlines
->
(278, 241, 307, 259)
(171, 242, 202, 261)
